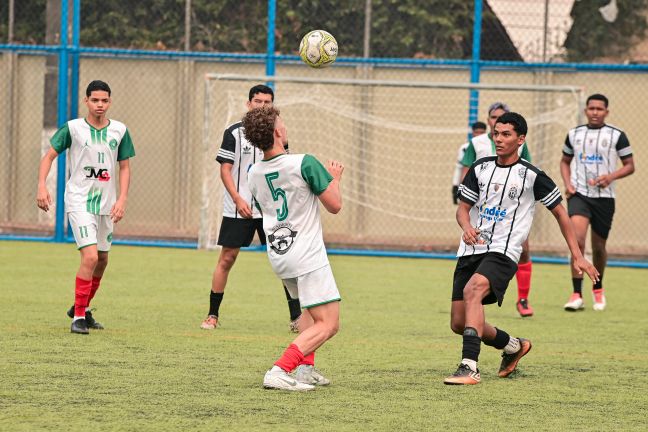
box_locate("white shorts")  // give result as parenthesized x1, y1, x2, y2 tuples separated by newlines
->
(68, 212, 114, 251)
(283, 265, 341, 309)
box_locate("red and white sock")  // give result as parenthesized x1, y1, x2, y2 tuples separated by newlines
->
(74, 277, 92, 318)
(516, 261, 532, 300)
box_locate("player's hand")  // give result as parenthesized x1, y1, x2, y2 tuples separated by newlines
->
(235, 196, 253, 219)
(110, 199, 127, 223)
(593, 174, 612, 188)
(573, 255, 600, 283)
(462, 226, 480, 245)
(564, 184, 576, 199)
(326, 160, 344, 180)
(36, 186, 52, 212)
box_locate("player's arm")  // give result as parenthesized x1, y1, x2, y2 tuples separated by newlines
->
(318, 160, 344, 214)
(456, 164, 480, 244)
(110, 159, 131, 223)
(219, 162, 252, 218)
(36, 147, 59, 212)
(550, 204, 599, 282)
(595, 133, 635, 188)
(560, 133, 575, 198)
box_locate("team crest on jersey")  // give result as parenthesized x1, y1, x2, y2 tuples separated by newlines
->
(108, 138, 118, 150)
(268, 223, 298, 255)
(518, 167, 527, 178)
(508, 185, 519, 200)
(601, 139, 609, 148)
(242, 144, 253, 155)
(480, 162, 491, 172)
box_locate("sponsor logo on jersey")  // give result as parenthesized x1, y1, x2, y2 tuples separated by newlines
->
(478, 203, 508, 222)
(477, 230, 493, 245)
(480, 162, 491, 172)
(268, 223, 298, 255)
(478, 181, 486, 190)
(578, 152, 603, 164)
(84, 166, 111, 182)
(242, 144, 253, 155)
(493, 183, 503, 192)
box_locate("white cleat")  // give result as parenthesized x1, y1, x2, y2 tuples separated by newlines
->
(294, 365, 331, 386)
(564, 293, 584, 311)
(263, 369, 315, 391)
(592, 289, 606, 311)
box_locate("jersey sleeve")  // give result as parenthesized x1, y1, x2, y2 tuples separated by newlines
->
(50, 123, 72, 154)
(117, 129, 136, 161)
(562, 134, 574, 156)
(216, 129, 236, 164)
(533, 170, 562, 210)
(460, 141, 476, 167)
(301, 154, 333, 195)
(458, 164, 480, 205)
(521, 142, 532, 162)
(615, 132, 633, 159)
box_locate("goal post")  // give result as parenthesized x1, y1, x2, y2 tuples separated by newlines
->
(199, 73, 584, 254)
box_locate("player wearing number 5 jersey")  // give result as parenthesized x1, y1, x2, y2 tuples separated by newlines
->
(245, 106, 344, 391)
(36, 80, 135, 335)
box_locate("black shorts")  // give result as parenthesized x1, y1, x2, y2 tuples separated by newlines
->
(452, 252, 518, 306)
(567, 193, 615, 239)
(217, 217, 266, 248)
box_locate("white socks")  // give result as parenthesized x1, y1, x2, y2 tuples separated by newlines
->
(504, 337, 521, 354)
(461, 359, 478, 372)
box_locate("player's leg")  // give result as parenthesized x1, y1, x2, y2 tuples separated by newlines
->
(201, 246, 240, 329)
(515, 239, 533, 317)
(82, 215, 113, 329)
(588, 198, 614, 311)
(564, 195, 591, 311)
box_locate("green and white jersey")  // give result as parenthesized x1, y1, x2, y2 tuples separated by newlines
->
(248, 153, 333, 279)
(50, 118, 135, 215)
(461, 132, 531, 167)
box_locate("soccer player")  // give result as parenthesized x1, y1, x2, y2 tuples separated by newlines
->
(36, 80, 135, 334)
(244, 106, 344, 391)
(446, 112, 598, 385)
(461, 102, 535, 317)
(452, 121, 487, 205)
(200, 85, 302, 331)
(561, 94, 635, 312)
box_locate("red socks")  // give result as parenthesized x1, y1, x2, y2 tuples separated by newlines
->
(274, 344, 305, 372)
(516, 261, 532, 300)
(300, 352, 315, 366)
(88, 276, 102, 304)
(74, 277, 93, 317)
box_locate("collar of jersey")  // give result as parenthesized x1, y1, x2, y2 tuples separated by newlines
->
(262, 153, 286, 162)
(84, 118, 111, 131)
(495, 157, 521, 168)
(586, 123, 606, 130)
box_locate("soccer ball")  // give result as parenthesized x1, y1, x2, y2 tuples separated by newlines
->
(299, 30, 338, 68)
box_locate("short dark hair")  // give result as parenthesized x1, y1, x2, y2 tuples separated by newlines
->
(471, 121, 487, 131)
(249, 84, 274, 102)
(86, 80, 111, 97)
(242, 106, 280, 151)
(488, 102, 510, 115)
(586, 93, 608, 108)
(495, 112, 527, 136)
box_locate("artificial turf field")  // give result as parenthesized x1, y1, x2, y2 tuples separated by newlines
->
(1, 241, 647, 431)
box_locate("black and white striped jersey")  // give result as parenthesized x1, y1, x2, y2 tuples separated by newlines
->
(457, 156, 562, 263)
(563, 124, 633, 199)
(216, 121, 264, 219)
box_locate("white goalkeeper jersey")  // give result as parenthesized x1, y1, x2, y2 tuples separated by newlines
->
(248, 153, 333, 279)
(562, 123, 633, 199)
(457, 156, 562, 263)
(50, 118, 135, 215)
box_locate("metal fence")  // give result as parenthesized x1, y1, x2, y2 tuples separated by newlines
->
(0, 0, 646, 259)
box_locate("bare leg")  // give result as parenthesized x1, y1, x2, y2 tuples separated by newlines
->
(212, 247, 240, 293)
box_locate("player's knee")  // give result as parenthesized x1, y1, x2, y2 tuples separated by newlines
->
(97, 253, 108, 267)
(81, 253, 99, 269)
(463, 280, 487, 302)
(218, 253, 237, 270)
(450, 320, 464, 335)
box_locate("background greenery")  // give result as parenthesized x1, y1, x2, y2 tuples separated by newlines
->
(1, 241, 647, 431)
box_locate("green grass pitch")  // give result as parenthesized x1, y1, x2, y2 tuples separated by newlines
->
(1, 241, 647, 431)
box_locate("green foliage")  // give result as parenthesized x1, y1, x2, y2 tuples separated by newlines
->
(1, 241, 648, 431)
(0, 0, 46, 44)
(564, 0, 648, 62)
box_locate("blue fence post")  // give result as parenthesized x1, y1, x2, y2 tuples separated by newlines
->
(70, 0, 80, 120)
(468, 0, 483, 138)
(265, 0, 276, 88)
(54, 0, 70, 242)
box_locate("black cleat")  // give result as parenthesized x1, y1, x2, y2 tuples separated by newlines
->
(498, 338, 532, 377)
(71, 318, 90, 334)
(67, 306, 104, 329)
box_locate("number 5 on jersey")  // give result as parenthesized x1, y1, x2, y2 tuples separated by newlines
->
(265, 172, 288, 221)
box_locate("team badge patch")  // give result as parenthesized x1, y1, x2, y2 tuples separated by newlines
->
(508, 185, 518, 200)
(518, 167, 527, 178)
(602, 139, 609, 148)
(268, 223, 298, 255)
(108, 139, 118, 150)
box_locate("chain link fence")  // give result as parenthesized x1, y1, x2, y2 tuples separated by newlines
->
(1, 0, 646, 258)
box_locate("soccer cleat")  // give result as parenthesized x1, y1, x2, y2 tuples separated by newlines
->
(516, 298, 534, 317)
(564, 293, 584, 311)
(498, 338, 532, 378)
(289, 318, 300, 333)
(67, 306, 104, 329)
(263, 369, 315, 391)
(443, 363, 481, 385)
(70, 318, 90, 335)
(592, 289, 606, 311)
(294, 365, 331, 386)
(200, 315, 219, 329)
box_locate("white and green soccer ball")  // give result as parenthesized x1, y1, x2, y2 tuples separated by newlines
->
(299, 30, 338, 68)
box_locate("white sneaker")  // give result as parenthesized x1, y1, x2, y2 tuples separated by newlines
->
(592, 289, 606, 311)
(294, 365, 331, 386)
(263, 369, 315, 391)
(564, 293, 584, 311)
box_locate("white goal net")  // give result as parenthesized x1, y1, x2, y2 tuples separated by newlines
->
(199, 73, 583, 253)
